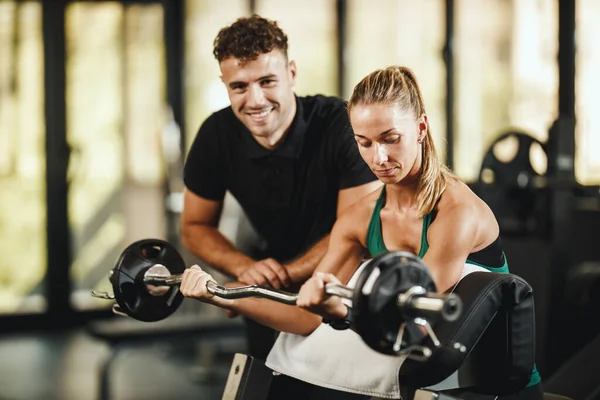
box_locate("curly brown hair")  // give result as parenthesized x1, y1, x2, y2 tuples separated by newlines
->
(213, 14, 288, 63)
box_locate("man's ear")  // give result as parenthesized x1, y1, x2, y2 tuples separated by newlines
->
(288, 60, 297, 86)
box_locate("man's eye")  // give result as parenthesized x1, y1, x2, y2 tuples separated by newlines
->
(261, 80, 275, 86)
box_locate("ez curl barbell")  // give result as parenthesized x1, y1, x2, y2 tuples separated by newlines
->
(91, 239, 463, 358)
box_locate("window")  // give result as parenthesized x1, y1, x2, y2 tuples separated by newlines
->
(0, 1, 46, 314)
(576, 0, 600, 184)
(345, 0, 447, 159)
(184, 0, 248, 148)
(256, 0, 338, 97)
(454, 0, 558, 181)
(66, 3, 166, 310)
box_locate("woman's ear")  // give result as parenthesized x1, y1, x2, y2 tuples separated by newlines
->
(417, 114, 429, 143)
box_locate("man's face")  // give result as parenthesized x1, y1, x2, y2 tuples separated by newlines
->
(220, 50, 297, 146)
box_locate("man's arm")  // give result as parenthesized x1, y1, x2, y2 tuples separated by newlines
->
(181, 116, 268, 278)
(180, 189, 255, 278)
(284, 180, 382, 284)
(182, 189, 291, 288)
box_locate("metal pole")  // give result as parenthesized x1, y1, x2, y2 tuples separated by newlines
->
(336, 0, 347, 98)
(443, 0, 455, 170)
(545, 0, 576, 375)
(43, 0, 72, 316)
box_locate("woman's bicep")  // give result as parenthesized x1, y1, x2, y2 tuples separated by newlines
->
(422, 208, 479, 292)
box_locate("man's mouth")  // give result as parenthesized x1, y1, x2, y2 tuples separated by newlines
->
(246, 108, 274, 122)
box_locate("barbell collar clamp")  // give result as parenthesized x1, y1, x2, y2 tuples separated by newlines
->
(398, 286, 462, 321)
(112, 304, 128, 317)
(91, 290, 115, 300)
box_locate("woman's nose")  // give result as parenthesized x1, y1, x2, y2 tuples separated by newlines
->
(373, 144, 388, 165)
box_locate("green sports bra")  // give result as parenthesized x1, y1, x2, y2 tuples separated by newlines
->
(366, 186, 509, 273)
(366, 190, 432, 259)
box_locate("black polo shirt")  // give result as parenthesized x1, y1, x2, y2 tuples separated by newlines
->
(183, 95, 376, 262)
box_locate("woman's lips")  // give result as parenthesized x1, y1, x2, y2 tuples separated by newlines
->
(375, 168, 396, 176)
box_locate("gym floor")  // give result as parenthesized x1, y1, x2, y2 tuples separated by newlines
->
(0, 324, 247, 400)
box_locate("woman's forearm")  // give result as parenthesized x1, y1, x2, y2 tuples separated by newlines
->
(211, 296, 322, 336)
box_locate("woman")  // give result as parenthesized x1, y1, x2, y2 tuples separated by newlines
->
(180, 66, 541, 399)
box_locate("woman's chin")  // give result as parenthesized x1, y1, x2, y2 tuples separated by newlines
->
(378, 175, 401, 185)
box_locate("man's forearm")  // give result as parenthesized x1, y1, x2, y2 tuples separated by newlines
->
(285, 235, 330, 284)
(181, 223, 254, 278)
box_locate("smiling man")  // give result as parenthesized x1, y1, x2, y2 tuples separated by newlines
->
(181, 15, 380, 360)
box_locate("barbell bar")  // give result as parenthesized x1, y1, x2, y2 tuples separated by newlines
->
(142, 264, 460, 320)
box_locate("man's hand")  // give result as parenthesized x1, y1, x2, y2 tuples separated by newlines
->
(237, 258, 292, 289)
(296, 272, 348, 320)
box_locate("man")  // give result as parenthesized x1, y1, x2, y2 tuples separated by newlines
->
(181, 14, 380, 360)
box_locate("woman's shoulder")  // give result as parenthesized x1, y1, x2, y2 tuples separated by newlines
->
(347, 186, 382, 215)
(435, 181, 499, 236)
(336, 187, 383, 234)
(435, 182, 487, 222)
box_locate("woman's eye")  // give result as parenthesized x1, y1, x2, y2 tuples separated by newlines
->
(358, 141, 371, 148)
(383, 136, 400, 144)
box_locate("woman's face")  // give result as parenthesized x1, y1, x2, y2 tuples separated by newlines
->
(350, 103, 427, 185)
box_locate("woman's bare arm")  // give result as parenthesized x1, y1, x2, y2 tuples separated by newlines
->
(314, 195, 373, 282)
(295, 204, 370, 320)
(180, 266, 323, 336)
(422, 203, 482, 293)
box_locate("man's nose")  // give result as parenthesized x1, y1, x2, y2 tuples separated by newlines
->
(246, 84, 266, 108)
(373, 143, 388, 165)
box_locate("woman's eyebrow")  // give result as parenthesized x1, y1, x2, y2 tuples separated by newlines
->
(354, 129, 395, 139)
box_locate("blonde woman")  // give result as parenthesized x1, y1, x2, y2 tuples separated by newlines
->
(180, 66, 542, 399)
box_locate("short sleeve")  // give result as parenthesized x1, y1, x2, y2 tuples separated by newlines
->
(332, 113, 378, 190)
(183, 115, 227, 201)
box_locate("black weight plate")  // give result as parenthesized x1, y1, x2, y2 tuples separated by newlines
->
(478, 131, 548, 235)
(352, 251, 436, 355)
(109, 239, 186, 322)
(479, 131, 545, 188)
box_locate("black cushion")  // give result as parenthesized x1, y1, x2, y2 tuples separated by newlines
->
(543, 394, 573, 400)
(398, 272, 535, 395)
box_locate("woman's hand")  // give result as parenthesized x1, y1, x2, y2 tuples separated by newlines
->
(180, 265, 229, 306)
(297, 272, 348, 320)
